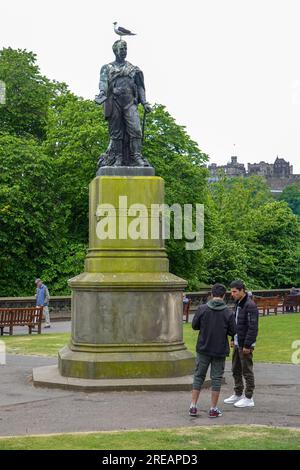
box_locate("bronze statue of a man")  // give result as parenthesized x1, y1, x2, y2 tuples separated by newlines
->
(96, 40, 151, 168)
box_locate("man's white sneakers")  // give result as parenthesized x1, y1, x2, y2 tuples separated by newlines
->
(224, 394, 255, 407)
(234, 397, 255, 408)
(224, 394, 244, 404)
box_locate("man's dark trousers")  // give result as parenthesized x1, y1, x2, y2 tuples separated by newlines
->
(232, 347, 255, 399)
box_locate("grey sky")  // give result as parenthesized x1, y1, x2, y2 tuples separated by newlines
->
(2, 0, 300, 173)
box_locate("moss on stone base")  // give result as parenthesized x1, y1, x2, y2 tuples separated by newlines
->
(58, 344, 195, 379)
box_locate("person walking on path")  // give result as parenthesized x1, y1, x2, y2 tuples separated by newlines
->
(224, 280, 259, 408)
(189, 283, 236, 418)
(35, 278, 51, 328)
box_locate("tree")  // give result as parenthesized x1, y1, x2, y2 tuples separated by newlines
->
(0, 132, 89, 296)
(205, 176, 300, 289)
(246, 201, 300, 288)
(279, 183, 300, 216)
(203, 235, 250, 286)
(44, 91, 109, 242)
(209, 175, 272, 242)
(0, 48, 53, 139)
(142, 105, 209, 288)
(0, 134, 56, 294)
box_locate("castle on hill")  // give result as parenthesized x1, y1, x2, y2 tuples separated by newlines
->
(208, 156, 300, 192)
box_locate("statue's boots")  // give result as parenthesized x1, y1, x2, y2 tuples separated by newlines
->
(113, 155, 123, 166)
(130, 138, 150, 167)
(112, 139, 123, 166)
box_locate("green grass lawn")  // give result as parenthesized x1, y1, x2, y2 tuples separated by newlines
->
(0, 425, 299, 450)
(1, 333, 69, 357)
(1, 314, 299, 363)
(184, 314, 300, 363)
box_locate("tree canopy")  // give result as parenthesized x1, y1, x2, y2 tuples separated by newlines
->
(0, 48, 53, 139)
(205, 177, 300, 288)
(279, 183, 300, 216)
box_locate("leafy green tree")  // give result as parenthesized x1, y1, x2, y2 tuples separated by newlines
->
(39, 240, 87, 294)
(279, 183, 300, 216)
(247, 201, 300, 288)
(209, 175, 272, 242)
(143, 105, 209, 288)
(205, 176, 300, 288)
(0, 48, 53, 139)
(0, 133, 88, 296)
(203, 236, 250, 286)
(44, 91, 108, 242)
(0, 134, 55, 294)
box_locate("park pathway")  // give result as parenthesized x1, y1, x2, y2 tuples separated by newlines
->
(0, 354, 299, 436)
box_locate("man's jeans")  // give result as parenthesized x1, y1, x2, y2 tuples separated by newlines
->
(37, 305, 50, 326)
(43, 306, 50, 325)
(232, 347, 255, 399)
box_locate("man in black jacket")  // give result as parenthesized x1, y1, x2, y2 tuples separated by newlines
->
(189, 283, 236, 418)
(224, 280, 259, 408)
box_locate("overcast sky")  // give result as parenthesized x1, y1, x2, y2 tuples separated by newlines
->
(2, 0, 300, 172)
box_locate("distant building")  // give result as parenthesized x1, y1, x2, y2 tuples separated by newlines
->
(208, 156, 246, 178)
(248, 161, 274, 177)
(208, 156, 300, 192)
(273, 157, 293, 177)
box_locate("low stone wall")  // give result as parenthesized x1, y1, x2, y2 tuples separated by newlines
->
(0, 288, 296, 320)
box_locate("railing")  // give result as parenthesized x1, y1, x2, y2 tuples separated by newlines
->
(0, 288, 298, 320)
(185, 288, 299, 314)
(0, 296, 71, 321)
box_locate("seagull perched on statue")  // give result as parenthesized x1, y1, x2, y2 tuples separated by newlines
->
(113, 22, 136, 39)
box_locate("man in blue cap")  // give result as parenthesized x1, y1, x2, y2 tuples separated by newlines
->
(35, 278, 51, 328)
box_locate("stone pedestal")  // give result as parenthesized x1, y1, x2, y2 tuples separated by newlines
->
(34, 174, 195, 389)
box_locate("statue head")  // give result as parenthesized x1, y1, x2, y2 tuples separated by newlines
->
(112, 40, 127, 61)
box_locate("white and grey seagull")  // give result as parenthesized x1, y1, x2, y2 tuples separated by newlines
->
(113, 22, 136, 39)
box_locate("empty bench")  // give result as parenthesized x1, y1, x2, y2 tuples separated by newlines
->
(253, 296, 282, 316)
(0, 307, 43, 335)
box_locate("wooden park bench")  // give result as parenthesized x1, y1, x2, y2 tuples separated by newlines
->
(253, 295, 282, 316)
(0, 306, 43, 335)
(283, 294, 300, 313)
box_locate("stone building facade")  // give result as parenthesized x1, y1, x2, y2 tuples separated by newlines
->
(209, 156, 246, 178)
(248, 157, 293, 178)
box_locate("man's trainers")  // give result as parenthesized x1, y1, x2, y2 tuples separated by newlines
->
(189, 406, 198, 417)
(209, 407, 223, 418)
(224, 394, 244, 404)
(234, 397, 255, 408)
